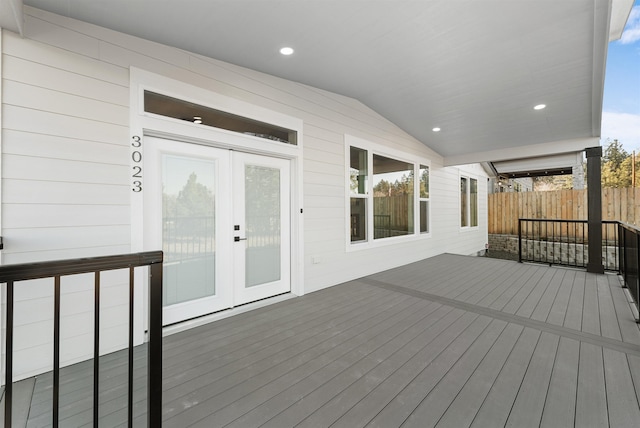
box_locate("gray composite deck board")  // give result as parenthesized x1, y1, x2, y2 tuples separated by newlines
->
(603, 348, 640, 428)
(0, 378, 35, 428)
(575, 342, 609, 428)
(504, 332, 560, 427)
(545, 269, 576, 326)
(433, 323, 524, 428)
(12, 254, 640, 428)
(564, 270, 586, 331)
(539, 337, 580, 428)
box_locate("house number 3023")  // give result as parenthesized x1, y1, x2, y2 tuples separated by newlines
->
(131, 135, 142, 192)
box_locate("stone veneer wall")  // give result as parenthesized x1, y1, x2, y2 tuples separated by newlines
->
(488, 234, 618, 270)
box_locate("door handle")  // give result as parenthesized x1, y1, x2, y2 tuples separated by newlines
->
(234, 236, 247, 242)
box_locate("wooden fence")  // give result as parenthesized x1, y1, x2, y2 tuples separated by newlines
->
(488, 188, 640, 235)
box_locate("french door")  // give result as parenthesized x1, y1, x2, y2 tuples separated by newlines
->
(144, 137, 290, 325)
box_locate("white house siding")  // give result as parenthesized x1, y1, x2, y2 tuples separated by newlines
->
(1, 6, 488, 380)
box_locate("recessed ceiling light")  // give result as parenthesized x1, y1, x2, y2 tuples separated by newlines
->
(534, 104, 546, 110)
(432, 127, 441, 132)
(280, 47, 294, 55)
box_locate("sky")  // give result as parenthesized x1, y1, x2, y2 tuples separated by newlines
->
(601, 1, 640, 151)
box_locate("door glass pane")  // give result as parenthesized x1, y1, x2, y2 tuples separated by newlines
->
(245, 165, 281, 287)
(162, 155, 216, 306)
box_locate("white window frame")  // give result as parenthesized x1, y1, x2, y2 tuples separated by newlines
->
(345, 135, 431, 251)
(460, 173, 479, 230)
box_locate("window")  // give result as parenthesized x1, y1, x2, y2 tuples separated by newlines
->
(461, 177, 469, 227)
(461, 175, 478, 228)
(470, 178, 478, 227)
(373, 155, 414, 239)
(347, 140, 430, 246)
(144, 91, 297, 145)
(350, 147, 368, 242)
(419, 165, 429, 233)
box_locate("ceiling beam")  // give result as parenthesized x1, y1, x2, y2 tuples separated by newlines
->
(443, 137, 598, 167)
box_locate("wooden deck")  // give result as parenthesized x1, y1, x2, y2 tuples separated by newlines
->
(4, 253, 640, 427)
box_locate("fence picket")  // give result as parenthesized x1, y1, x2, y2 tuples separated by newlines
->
(489, 187, 640, 234)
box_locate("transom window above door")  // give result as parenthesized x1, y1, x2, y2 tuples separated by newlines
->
(144, 91, 297, 145)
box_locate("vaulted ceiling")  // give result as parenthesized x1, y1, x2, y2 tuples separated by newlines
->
(10, 0, 636, 165)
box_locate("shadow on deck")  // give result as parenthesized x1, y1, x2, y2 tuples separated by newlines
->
(5, 253, 640, 427)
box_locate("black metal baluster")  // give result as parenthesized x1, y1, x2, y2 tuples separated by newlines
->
(53, 276, 61, 428)
(94, 272, 100, 427)
(5, 281, 14, 428)
(128, 267, 135, 428)
(576, 220, 580, 267)
(148, 262, 163, 427)
(552, 221, 556, 265)
(517, 219, 520, 260)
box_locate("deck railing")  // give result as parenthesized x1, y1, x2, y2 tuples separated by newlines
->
(518, 219, 619, 271)
(518, 219, 640, 319)
(0, 251, 163, 428)
(618, 222, 640, 315)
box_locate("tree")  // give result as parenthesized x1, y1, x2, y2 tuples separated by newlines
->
(601, 139, 639, 188)
(603, 139, 628, 169)
(174, 173, 214, 217)
(533, 175, 573, 191)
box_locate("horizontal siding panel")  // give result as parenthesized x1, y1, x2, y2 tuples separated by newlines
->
(4, 105, 127, 145)
(304, 146, 344, 166)
(98, 40, 199, 85)
(3, 154, 129, 185)
(2, 245, 132, 266)
(305, 228, 345, 243)
(14, 322, 57, 352)
(304, 183, 344, 198)
(14, 297, 53, 325)
(2, 31, 128, 85)
(23, 14, 101, 58)
(14, 269, 129, 305)
(304, 124, 345, 147)
(3, 204, 129, 228)
(2, 179, 129, 205)
(3, 225, 130, 253)
(2, 55, 128, 106)
(304, 171, 345, 187)
(303, 195, 344, 209)
(27, 7, 192, 67)
(304, 159, 345, 177)
(305, 217, 345, 232)
(303, 207, 345, 221)
(3, 129, 128, 165)
(3, 80, 128, 126)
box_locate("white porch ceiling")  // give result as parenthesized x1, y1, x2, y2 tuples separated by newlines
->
(20, 0, 635, 165)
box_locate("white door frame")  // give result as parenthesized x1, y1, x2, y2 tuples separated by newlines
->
(129, 68, 304, 339)
(144, 137, 234, 325)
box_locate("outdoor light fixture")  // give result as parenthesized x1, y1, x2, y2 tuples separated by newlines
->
(280, 47, 294, 55)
